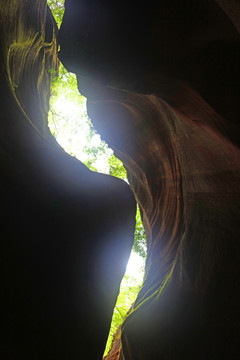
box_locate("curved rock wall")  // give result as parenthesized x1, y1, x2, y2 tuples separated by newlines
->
(59, 1, 240, 358)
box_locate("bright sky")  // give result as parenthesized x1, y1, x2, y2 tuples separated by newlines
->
(125, 251, 145, 281)
(49, 94, 113, 173)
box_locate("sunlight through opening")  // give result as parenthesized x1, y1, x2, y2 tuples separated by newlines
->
(47, 0, 147, 357)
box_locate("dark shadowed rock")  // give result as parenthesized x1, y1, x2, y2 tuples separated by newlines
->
(0, 1, 135, 359)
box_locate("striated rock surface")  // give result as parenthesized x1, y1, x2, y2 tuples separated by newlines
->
(59, 0, 240, 358)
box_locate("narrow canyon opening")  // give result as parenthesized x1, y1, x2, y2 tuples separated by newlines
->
(47, 1, 147, 355)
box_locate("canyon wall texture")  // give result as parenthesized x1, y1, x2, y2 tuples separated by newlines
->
(59, 0, 240, 359)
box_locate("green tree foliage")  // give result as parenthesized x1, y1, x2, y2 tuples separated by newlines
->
(48, 62, 113, 173)
(47, 0, 65, 28)
(134, 207, 147, 258)
(108, 154, 127, 180)
(104, 253, 145, 356)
